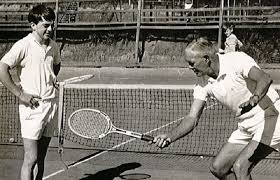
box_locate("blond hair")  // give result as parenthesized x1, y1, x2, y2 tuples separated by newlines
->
(185, 38, 218, 59)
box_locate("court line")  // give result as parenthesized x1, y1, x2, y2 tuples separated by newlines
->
(43, 103, 217, 179)
(43, 138, 138, 179)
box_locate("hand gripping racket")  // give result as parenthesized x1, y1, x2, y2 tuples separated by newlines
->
(68, 108, 154, 141)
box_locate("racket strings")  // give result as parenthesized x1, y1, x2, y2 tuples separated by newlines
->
(70, 110, 110, 139)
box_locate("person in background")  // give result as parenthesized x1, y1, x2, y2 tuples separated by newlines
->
(221, 24, 243, 54)
(0, 4, 60, 180)
(151, 37, 280, 180)
(184, 0, 193, 10)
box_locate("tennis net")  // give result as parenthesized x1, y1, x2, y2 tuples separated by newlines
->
(1, 83, 280, 158)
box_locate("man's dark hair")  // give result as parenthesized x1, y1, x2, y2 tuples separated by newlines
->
(28, 4, 55, 24)
(223, 23, 235, 30)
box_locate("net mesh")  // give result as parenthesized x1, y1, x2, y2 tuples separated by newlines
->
(1, 84, 280, 158)
(69, 109, 111, 139)
(0, 86, 21, 144)
(60, 84, 235, 156)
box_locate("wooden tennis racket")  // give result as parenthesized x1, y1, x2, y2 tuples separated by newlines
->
(56, 74, 94, 87)
(68, 108, 154, 141)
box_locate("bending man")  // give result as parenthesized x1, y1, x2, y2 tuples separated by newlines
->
(152, 38, 280, 180)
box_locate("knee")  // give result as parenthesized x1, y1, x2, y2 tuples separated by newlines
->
(232, 160, 249, 177)
(23, 151, 37, 166)
(209, 161, 227, 179)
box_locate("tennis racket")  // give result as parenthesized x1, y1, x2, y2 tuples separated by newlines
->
(68, 108, 154, 141)
(56, 74, 94, 87)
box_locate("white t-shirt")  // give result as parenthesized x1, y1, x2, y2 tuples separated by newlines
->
(1, 33, 60, 100)
(193, 52, 279, 119)
(224, 34, 243, 53)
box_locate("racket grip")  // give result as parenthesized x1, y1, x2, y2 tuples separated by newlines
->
(141, 134, 154, 141)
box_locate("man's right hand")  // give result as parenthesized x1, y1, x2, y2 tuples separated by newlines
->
(152, 134, 172, 148)
(18, 92, 41, 109)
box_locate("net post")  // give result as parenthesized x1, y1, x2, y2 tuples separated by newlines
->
(135, 0, 143, 65)
(54, 0, 59, 41)
(57, 82, 67, 169)
(218, 0, 224, 49)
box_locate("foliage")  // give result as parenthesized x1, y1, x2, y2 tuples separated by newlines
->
(236, 29, 280, 64)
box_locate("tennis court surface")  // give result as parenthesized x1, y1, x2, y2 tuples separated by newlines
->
(1, 67, 280, 180)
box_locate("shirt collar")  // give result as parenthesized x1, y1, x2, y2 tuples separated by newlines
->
(28, 33, 53, 51)
(216, 53, 226, 80)
(206, 54, 226, 84)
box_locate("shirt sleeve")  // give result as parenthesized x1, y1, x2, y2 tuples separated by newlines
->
(0, 40, 26, 68)
(193, 84, 209, 101)
(237, 39, 243, 48)
(238, 53, 259, 78)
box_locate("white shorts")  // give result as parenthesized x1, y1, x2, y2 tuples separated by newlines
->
(19, 99, 58, 140)
(228, 100, 280, 151)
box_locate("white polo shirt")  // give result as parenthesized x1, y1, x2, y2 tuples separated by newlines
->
(193, 52, 279, 120)
(1, 33, 60, 100)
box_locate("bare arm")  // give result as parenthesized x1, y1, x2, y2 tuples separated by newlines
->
(53, 62, 61, 76)
(169, 99, 206, 142)
(240, 66, 278, 145)
(237, 39, 243, 49)
(239, 66, 273, 110)
(0, 62, 40, 107)
(0, 62, 22, 97)
(249, 66, 272, 99)
(153, 99, 206, 148)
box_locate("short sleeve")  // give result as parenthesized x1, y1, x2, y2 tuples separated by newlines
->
(1, 40, 26, 68)
(193, 84, 208, 101)
(238, 53, 259, 78)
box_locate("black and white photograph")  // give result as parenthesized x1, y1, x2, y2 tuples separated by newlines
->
(0, 0, 280, 179)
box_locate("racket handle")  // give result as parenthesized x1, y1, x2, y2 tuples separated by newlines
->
(141, 134, 154, 141)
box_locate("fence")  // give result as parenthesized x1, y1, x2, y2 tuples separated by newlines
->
(0, 0, 279, 63)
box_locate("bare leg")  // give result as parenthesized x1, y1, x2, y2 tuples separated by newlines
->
(21, 138, 38, 180)
(210, 141, 275, 180)
(21, 136, 51, 180)
(232, 105, 278, 180)
(35, 136, 51, 180)
(232, 140, 274, 180)
(210, 142, 246, 180)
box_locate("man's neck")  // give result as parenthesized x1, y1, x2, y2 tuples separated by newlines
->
(32, 32, 49, 46)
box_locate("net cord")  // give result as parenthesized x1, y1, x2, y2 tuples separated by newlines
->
(62, 83, 280, 90)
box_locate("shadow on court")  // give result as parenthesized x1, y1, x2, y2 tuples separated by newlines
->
(80, 162, 147, 180)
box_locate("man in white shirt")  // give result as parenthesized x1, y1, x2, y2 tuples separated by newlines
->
(152, 38, 280, 180)
(0, 5, 60, 180)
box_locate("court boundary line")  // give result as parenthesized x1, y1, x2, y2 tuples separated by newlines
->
(43, 103, 217, 179)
